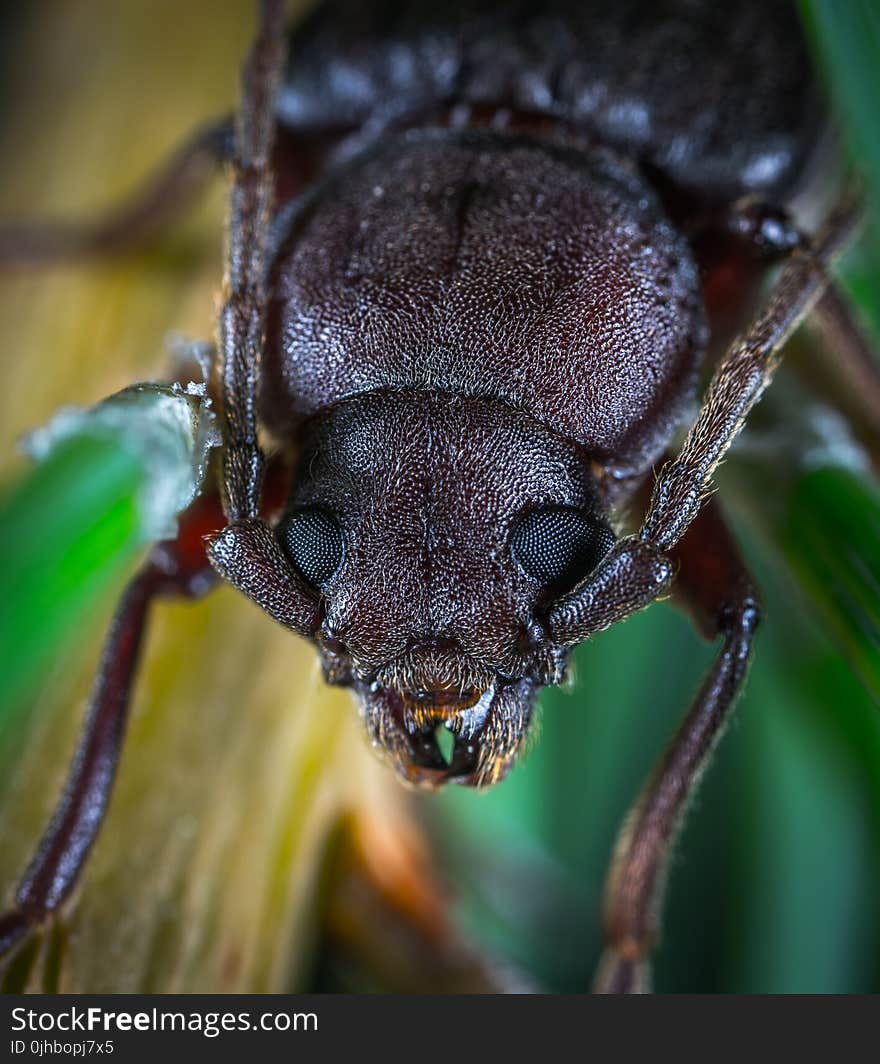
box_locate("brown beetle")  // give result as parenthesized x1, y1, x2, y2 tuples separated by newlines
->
(0, 0, 876, 993)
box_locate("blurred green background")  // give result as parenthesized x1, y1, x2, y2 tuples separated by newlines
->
(0, 0, 878, 993)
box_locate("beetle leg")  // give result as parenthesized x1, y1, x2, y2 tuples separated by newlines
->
(590, 191, 865, 990)
(219, 0, 285, 522)
(713, 197, 880, 463)
(0, 494, 221, 961)
(546, 538, 675, 646)
(642, 186, 863, 551)
(593, 500, 760, 993)
(0, 119, 233, 267)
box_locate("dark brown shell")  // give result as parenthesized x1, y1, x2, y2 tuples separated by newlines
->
(278, 0, 822, 206)
(265, 130, 705, 477)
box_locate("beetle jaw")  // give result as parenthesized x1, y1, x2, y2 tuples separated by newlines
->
(354, 675, 540, 789)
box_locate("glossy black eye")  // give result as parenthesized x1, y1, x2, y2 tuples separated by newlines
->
(510, 507, 615, 591)
(279, 508, 344, 586)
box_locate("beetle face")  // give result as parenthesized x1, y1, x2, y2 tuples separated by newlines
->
(278, 391, 616, 787)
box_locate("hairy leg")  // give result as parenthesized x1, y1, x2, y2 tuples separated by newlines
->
(642, 188, 862, 550)
(0, 494, 221, 959)
(218, 0, 285, 522)
(593, 501, 760, 993)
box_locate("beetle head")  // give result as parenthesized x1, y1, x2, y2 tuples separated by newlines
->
(265, 390, 616, 787)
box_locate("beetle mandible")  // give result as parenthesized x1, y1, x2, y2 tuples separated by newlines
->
(0, 0, 874, 994)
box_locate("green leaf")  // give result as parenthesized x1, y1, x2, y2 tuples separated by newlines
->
(0, 383, 217, 721)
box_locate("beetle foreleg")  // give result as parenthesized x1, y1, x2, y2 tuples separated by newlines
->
(642, 186, 864, 551)
(547, 538, 674, 647)
(219, 0, 285, 523)
(593, 501, 761, 994)
(0, 495, 221, 961)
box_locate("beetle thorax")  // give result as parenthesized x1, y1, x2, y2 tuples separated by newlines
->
(264, 130, 707, 481)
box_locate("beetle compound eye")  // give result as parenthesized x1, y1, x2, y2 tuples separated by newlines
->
(279, 509, 344, 586)
(510, 508, 616, 591)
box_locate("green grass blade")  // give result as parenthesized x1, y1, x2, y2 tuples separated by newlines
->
(0, 383, 217, 721)
(0, 435, 143, 719)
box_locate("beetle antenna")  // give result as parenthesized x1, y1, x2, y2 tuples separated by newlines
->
(220, 0, 286, 521)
